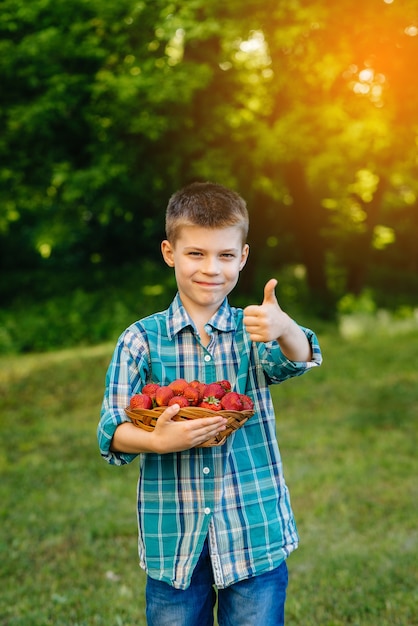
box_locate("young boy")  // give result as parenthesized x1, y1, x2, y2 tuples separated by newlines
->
(97, 181, 322, 626)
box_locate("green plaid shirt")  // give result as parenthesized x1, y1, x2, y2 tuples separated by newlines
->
(98, 294, 322, 590)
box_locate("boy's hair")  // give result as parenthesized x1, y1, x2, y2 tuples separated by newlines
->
(165, 181, 249, 244)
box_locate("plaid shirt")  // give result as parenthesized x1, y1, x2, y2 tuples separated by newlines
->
(98, 294, 322, 590)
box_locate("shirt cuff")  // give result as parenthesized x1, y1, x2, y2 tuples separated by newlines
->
(97, 411, 138, 466)
(264, 325, 322, 380)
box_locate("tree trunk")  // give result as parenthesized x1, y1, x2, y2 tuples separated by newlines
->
(283, 161, 333, 316)
(346, 176, 386, 295)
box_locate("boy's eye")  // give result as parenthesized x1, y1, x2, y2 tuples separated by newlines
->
(186, 251, 236, 258)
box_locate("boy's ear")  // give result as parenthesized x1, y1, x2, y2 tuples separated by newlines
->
(161, 240, 175, 267)
(239, 244, 250, 271)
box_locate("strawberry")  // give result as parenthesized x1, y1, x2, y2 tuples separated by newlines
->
(183, 385, 200, 406)
(141, 383, 160, 401)
(217, 379, 232, 393)
(168, 378, 189, 396)
(155, 386, 175, 407)
(239, 394, 254, 410)
(189, 380, 206, 402)
(130, 393, 153, 410)
(203, 382, 226, 400)
(168, 395, 189, 408)
(199, 397, 222, 411)
(221, 392, 243, 411)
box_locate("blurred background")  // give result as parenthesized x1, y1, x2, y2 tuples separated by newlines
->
(1, 0, 417, 353)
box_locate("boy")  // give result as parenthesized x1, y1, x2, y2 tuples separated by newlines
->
(98, 181, 322, 625)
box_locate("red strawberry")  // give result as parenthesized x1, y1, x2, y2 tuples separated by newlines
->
(199, 397, 222, 411)
(217, 379, 232, 393)
(203, 382, 226, 400)
(155, 386, 175, 407)
(130, 393, 153, 410)
(221, 392, 243, 411)
(183, 385, 200, 406)
(189, 380, 206, 402)
(168, 378, 189, 396)
(168, 395, 189, 408)
(141, 383, 160, 400)
(239, 394, 254, 410)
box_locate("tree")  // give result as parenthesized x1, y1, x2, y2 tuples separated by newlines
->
(252, 0, 418, 302)
(1, 0, 417, 312)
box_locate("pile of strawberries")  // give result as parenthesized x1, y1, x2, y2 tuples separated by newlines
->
(129, 378, 254, 412)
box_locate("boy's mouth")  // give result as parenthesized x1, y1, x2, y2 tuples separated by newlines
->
(196, 281, 223, 287)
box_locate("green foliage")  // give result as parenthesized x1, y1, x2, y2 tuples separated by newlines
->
(338, 290, 378, 316)
(0, 289, 127, 353)
(1, 0, 418, 335)
(0, 261, 177, 354)
(0, 0, 179, 272)
(1, 325, 417, 624)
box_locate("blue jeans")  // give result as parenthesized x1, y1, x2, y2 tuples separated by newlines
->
(145, 540, 288, 626)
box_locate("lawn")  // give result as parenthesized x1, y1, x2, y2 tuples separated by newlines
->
(0, 322, 417, 625)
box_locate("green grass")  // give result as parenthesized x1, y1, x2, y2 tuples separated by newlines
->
(277, 325, 418, 625)
(0, 323, 417, 625)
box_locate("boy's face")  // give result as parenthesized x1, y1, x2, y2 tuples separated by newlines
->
(161, 225, 249, 317)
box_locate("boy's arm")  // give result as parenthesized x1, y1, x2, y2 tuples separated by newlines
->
(111, 404, 227, 454)
(98, 330, 227, 462)
(243, 278, 312, 361)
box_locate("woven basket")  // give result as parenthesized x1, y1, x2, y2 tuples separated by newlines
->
(124, 405, 255, 447)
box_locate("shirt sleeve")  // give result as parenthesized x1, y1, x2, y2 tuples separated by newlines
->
(97, 326, 151, 466)
(259, 325, 322, 384)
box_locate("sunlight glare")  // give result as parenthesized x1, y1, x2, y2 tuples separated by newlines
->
(404, 25, 418, 37)
(359, 68, 374, 82)
(351, 66, 385, 106)
(239, 31, 266, 53)
(353, 82, 370, 94)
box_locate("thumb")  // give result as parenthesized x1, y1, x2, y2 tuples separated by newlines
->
(158, 403, 181, 422)
(262, 278, 278, 305)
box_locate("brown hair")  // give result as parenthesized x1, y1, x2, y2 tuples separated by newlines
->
(165, 181, 249, 244)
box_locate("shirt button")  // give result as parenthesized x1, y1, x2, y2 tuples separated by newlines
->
(203, 467, 210, 475)
(204, 355, 211, 362)
(204, 507, 211, 515)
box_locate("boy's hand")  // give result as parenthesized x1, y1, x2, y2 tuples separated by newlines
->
(243, 278, 291, 343)
(243, 278, 312, 361)
(153, 404, 227, 453)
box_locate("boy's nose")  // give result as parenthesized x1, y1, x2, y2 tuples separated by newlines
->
(202, 257, 220, 274)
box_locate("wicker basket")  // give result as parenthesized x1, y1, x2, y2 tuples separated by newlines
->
(124, 405, 255, 448)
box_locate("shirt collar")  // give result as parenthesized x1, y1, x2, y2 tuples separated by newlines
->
(167, 293, 236, 339)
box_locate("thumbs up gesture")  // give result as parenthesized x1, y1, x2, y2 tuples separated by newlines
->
(243, 278, 312, 360)
(243, 278, 289, 343)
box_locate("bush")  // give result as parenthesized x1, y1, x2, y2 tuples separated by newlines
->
(0, 264, 177, 354)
